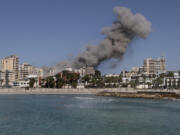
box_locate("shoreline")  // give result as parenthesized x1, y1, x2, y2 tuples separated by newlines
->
(96, 91, 180, 100)
(0, 88, 180, 99)
(0, 88, 107, 95)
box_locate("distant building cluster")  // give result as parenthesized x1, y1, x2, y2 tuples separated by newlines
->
(105, 56, 180, 89)
(52, 66, 96, 78)
(1, 55, 180, 89)
(0, 55, 43, 87)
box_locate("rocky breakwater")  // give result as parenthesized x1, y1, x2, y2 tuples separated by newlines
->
(96, 91, 180, 100)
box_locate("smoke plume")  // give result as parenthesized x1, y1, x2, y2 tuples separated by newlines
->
(55, 6, 151, 72)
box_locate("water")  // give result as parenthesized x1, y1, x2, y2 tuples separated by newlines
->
(0, 95, 180, 135)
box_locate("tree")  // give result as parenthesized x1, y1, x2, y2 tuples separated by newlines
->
(130, 80, 136, 88)
(118, 75, 122, 83)
(159, 73, 165, 78)
(56, 77, 65, 88)
(95, 70, 101, 77)
(167, 72, 174, 77)
(29, 78, 36, 88)
(45, 76, 55, 88)
(153, 77, 163, 88)
(147, 82, 152, 88)
(82, 75, 90, 82)
(39, 78, 46, 88)
(141, 74, 147, 83)
(71, 81, 78, 88)
(177, 79, 180, 89)
(96, 79, 105, 88)
(121, 83, 128, 88)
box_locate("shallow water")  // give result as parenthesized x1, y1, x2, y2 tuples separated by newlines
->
(0, 95, 180, 135)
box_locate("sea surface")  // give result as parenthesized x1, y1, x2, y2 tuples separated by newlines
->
(0, 94, 180, 135)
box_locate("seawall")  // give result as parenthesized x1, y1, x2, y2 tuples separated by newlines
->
(0, 88, 180, 95)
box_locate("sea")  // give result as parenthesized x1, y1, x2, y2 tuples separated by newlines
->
(0, 94, 180, 135)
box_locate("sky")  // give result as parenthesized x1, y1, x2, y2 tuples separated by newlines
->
(0, 0, 180, 74)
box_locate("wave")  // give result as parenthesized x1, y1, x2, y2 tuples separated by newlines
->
(74, 97, 95, 100)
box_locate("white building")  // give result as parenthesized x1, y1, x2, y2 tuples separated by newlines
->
(164, 77, 180, 88)
(122, 77, 131, 83)
(13, 80, 29, 88)
(105, 74, 119, 77)
(136, 84, 149, 89)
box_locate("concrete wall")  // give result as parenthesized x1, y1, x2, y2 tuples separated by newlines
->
(0, 88, 180, 94)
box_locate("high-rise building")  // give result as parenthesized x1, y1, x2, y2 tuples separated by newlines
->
(0, 55, 19, 84)
(143, 56, 166, 75)
(18, 63, 33, 80)
(0, 55, 44, 87)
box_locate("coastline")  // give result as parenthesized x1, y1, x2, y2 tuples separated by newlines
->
(0, 88, 107, 95)
(0, 88, 180, 96)
(96, 91, 180, 100)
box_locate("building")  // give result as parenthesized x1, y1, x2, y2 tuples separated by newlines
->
(0, 55, 45, 87)
(143, 56, 166, 75)
(105, 74, 119, 77)
(32, 67, 44, 77)
(18, 65, 44, 88)
(18, 63, 33, 80)
(131, 67, 140, 73)
(13, 80, 29, 88)
(164, 77, 180, 88)
(163, 72, 180, 88)
(0, 55, 19, 86)
(75, 66, 95, 77)
(85, 67, 95, 75)
(74, 67, 86, 77)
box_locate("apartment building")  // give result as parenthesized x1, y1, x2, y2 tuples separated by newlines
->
(0, 55, 19, 85)
(143, 57, 166, 75)
(74, 66, 95, 77)
(0, 55, 44, 87)
(18, 63, 33, 80)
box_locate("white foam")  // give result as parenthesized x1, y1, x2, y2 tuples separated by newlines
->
(74, 97, 94, 100)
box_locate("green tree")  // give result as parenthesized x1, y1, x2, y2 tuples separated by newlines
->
(82, 75, 90, 82)
(167, 72, 174, 77)
(121, 83, 128, 88)
(159, 73, 165, 78)
(56, 78, 65, 88)
(71, 81, 78, 88)
(118, 75, 122, 83)
(153, 77, 163, 88)
(177, 79, 180, 89)
(29, 78, 36, 88)
(130, 80, 136, 88)
(45, 76, 55, 88)
(96, 79, 105, 88)
(95, 70, 101, 77)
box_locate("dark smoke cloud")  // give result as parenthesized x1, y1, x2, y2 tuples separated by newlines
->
(54, 6, 151, 73)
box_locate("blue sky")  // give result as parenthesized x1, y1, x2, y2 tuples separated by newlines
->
(0, 0, 180, 74)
